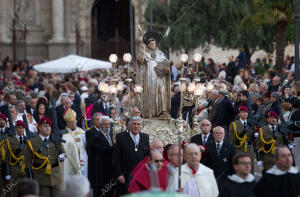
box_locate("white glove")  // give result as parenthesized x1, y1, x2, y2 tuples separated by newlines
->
(254, 133, 259, 138)
(257, 161, 263, 167)
(5, 175, 11, 181)
(288, 143, 295, 150)
(58, 153, 66, 162)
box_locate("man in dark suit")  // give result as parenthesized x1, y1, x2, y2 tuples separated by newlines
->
(190, 119, 215, 146)
(55, 95, 68, 130)
(204, 126, 235, 188)
(210, 90, 234, 137)
(114, 116, 149, 195)
(86, 114, 114, 197)
(26, 97, 38, 115)
(93, 93, 110, 116)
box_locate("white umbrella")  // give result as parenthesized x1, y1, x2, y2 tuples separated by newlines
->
(33, 54, 112, 73)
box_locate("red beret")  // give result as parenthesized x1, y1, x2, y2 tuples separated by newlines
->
(16, 81, 22, 85)
(239, 106, 248, 113)
(39, 117, 53, 126)
(0, 90, 4, 95)
(26, 88, 30, 92)
(0, 114, 7, 121)
(16, 120, 26, 127)
(268, 111, 278, 119)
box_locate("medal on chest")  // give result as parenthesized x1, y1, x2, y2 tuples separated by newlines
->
(135, 145, 138, 152)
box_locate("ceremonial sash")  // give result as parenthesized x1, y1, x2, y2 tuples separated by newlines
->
(232, 122, 247, 152)
(259, 128, 276, 154)
(6, 139, 25, 173)
(27, 140, 51, 174)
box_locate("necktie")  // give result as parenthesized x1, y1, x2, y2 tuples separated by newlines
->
(243, 122, 247, 129)
(19, 136, 23, 143)
(203, 135, 207, 145)
(134, 136, 139, 146)
(216, 143, 221, 155)
(272, 126, 275, 132)
(105, 133, 113, 146)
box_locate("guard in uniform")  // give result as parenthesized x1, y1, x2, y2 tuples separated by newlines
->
(0, 113, 9, 192)
(3, 120, 28, 196)
(228, 106, 255, 172)
(256, 111, 285, 171)
(24, 117, 66, 197)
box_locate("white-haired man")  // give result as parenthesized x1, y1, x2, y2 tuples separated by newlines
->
(86, 115, 114, 197)
(114, 116, 149, 195)
(63, 175, 90, 197)
(167, 143, 219, 197)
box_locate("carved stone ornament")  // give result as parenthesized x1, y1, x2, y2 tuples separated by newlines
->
(141, 118, 192, 145)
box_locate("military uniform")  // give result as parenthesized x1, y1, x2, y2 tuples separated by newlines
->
(229, 119, 255, 171)
(24, 134, 65, 197)
(4, 135, 27, 179)
(256, 125, 284, 171)
(0, 127, 9, 190)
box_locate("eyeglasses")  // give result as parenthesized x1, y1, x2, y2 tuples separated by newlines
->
(238, 162, 251, 166)
(154, 159, 164, 163)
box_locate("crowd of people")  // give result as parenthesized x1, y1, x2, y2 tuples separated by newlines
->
(0, 43, 300, 197)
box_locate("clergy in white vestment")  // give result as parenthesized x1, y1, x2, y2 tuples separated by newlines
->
(61, 108, 82, 189)
(64, 108, 88, 176)
(167, 143, 219, 197)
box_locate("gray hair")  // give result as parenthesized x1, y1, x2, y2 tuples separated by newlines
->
(63, 176, 90, 197)
(128, 116, 142, 126)
(167, 144, 180, 155)
(183, 143, 200, 154)
(149, 149, 162, 161)
(200, 119, 211, 126)
(99, 115, 110, 124)
(213, 126, 225, 133)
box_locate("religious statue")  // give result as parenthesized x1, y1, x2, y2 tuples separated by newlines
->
(137, 32, 171, 119)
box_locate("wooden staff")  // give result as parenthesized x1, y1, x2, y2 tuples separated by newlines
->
(81, 102, 88, 130)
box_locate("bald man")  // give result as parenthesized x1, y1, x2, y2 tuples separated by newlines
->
(167, 143, 219, 197)
(131, 140, 165, 177)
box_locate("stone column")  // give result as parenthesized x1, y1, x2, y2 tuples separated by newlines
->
(0, 0, 10, 42)
(50, 0, 65, 42)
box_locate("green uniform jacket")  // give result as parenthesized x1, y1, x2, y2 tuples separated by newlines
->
(24, 135, 64, 187)
(229, 120, 254, 153)
(256, 125, 284, 171)
(4, 136, 27, 179)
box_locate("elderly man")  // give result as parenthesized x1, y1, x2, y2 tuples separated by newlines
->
(219, 153, 256, 197)
(191, 119, 215, 146)
(128, 150, 168, 192)
(167, 144, 183, 171)
(268, 75, 281, 93)
(63, 175, 90, 197)
(205, 126, 235, 187)
(255, 146, 300, 197)
(167, 143, 219, 197)
(114, 116, 149, 195)
(86, 115, 114, 197)
(131, 140, 165, 176)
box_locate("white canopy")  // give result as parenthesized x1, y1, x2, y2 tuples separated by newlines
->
(33, 55, 112, 73)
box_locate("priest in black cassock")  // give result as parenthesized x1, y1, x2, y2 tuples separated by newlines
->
(219, 153, 256, 197)
(254, 146, 300, 197)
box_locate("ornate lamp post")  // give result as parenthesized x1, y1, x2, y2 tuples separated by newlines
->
(193, 53, 202, 78)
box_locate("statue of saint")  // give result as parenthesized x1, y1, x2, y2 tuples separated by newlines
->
(137, 32, 171, 119)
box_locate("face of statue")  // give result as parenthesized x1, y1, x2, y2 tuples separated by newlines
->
(147, 40, 156, 50)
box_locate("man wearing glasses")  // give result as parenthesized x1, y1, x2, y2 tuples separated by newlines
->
(219, 153, 256, 197)
(128, 150, 168, 192)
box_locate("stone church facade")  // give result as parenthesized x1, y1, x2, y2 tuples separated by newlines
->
(0, 0, 146, 61)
